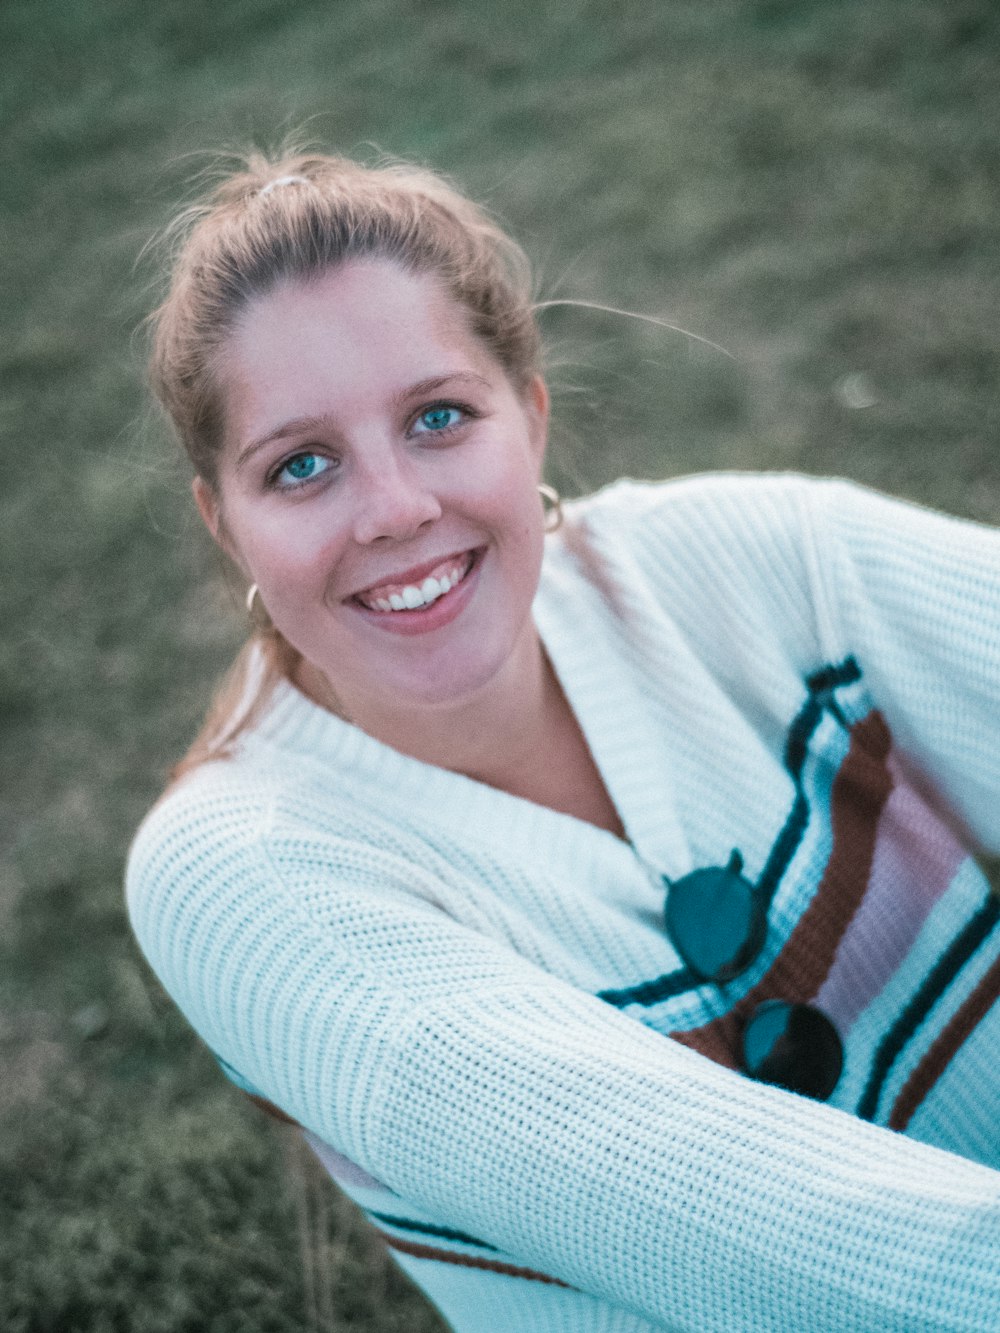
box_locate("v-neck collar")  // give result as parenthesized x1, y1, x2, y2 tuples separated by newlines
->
(532, 530, 692, 874)
(249, 528, 689, 881)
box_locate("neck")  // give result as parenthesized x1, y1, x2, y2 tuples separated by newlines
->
(296, 624, 627, 839)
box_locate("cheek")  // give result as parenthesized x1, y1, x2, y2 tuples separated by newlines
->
(478, 465, 546, 576)
(468, 437, 542, 522)
(229, 508, 346, 593)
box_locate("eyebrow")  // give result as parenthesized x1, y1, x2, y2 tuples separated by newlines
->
(235, 371, 494, 468)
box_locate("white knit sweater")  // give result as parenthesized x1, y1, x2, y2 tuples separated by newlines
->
(127, 473, 1000, 1332)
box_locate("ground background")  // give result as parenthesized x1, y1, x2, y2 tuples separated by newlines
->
(2, 1, 998, 1329)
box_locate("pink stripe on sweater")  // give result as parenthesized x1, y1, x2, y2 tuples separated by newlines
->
(815, 755, 966, 1030)
(303, 1131, 390, 1191)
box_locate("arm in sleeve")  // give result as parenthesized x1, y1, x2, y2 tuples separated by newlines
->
(803, 479, 1000, 850)
(126, 787, 1000, 1333)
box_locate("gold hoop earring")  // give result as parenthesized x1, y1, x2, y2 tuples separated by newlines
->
(245, 583, 271, 628)
(538, 483, 563, 533)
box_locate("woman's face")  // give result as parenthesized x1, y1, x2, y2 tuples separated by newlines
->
(197, 259, 549, 726)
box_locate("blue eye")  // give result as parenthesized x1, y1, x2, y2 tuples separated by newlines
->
(276, 452, 330, 487)
(413, 405, 463, 434)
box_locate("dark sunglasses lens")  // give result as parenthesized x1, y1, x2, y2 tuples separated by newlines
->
(665, 865, 768, 983)
(741, 1000, 843, 1101)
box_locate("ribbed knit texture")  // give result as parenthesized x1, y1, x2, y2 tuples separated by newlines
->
(127, 474, 1000, 1332)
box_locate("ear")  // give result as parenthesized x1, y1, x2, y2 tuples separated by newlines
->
(193, 476, 248, 574)
(524, 374, 550, 463)
(192, 476, 223, 545)
(194, 470, 252, 569)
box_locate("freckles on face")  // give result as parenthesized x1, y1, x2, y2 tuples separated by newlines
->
(204, 259, 550, 716)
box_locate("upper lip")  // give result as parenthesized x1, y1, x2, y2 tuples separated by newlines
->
(349, 548, 478, 599)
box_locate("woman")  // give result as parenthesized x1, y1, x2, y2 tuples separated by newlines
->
(127, 150, 1000, 1332)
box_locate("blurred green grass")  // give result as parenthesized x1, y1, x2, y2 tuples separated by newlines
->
(2, 0, 999, 1328)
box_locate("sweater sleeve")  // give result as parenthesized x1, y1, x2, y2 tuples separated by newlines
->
(801, 478, 1000, 851)
(126, 782, 1000, 1333)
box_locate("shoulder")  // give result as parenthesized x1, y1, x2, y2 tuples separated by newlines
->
(561, 471, 832, 558)
(126, 750, 376, 916)
(556, 471, 971, 579)
(127, 759, 278, 882)
(553, 471, 847, 592)
(125, 742, 463, 960)
(565, 470, 838, 532)
(125, 760, 284, 954)
(124, 753, 411, 1046)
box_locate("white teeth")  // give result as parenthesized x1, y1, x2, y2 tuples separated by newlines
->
(359, 554, 473, 612)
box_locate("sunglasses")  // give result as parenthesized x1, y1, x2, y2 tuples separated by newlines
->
(664, 851, 843, 1101)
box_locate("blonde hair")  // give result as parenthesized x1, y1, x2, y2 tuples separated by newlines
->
(146, 148, 544, 779)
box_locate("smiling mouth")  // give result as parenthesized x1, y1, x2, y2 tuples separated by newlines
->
(353, 551, 477, 613)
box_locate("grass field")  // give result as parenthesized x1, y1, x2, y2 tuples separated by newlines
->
(2, 1, 999, 1328)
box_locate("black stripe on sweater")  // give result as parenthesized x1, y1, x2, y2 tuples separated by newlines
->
(599, 657, 861, 1011)
(856, 892, 1000, 1121)
(367, 1209, 498, 1252)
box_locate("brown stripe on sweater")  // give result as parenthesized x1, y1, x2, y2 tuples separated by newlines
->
(671, 711, 893, 1068)
(245, 1091, 300, 1125)
(888, 950, 1000, 1131)
(377, 1232, 570, 1285)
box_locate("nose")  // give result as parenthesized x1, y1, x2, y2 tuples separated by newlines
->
(350, 456, 443, 545)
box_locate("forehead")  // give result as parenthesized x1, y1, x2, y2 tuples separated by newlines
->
(217, 260, 491, 440)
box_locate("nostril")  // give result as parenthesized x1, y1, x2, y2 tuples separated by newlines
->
(354, 486, 442, 545)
